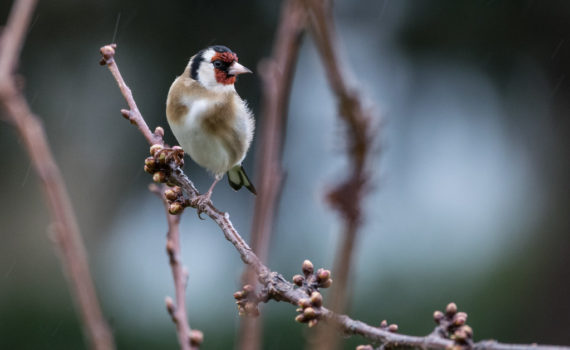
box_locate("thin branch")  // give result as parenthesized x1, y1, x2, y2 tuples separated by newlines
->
(100, 44, 569, 350)
(304, 0, 378, 348)
(239, 0, 307, 349)
(249, 0, 306, 259)
(150, 184, 202, 350)
(0, 1, 114, 349)
(370, 340, 570, 350)
(99, 44, 163, 146)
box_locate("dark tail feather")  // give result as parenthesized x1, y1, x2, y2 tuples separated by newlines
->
(227, 165, 257, 195)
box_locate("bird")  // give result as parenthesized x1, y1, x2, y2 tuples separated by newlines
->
(166, 45, 256, 209)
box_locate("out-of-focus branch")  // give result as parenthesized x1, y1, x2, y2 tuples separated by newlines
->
(304, 0, 377, 348)
(0, 1, 114, 349)
(100, 43, 569, 350)
(150, 184, 203, 350)
(239, 0, 307, 349)
(0, 0, 34, 77)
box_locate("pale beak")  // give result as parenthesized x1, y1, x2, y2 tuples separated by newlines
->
(228, 62, 252, 75)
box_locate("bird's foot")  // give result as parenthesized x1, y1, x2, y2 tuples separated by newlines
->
(191, 192, 212, 220)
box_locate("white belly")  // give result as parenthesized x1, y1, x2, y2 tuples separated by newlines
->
(169, 99, 247, 175)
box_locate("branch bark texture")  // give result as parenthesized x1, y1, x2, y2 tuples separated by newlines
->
(100, 43, 568, 350)
(0, 1, 114, 349)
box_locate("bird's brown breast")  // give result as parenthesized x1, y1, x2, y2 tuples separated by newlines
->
(200, 95, 247, 167)
(166, 76, 248, 167)
(166, 77, 210, 125)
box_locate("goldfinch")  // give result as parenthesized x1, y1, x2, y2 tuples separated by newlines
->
(166, 45, 256, 207)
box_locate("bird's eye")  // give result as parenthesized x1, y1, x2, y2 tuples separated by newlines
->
(213, 60, 223, 68)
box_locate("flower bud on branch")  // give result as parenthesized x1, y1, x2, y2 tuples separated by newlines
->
(433, 303, 473, 346)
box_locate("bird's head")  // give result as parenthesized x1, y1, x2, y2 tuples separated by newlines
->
(188, 45, 251, 90)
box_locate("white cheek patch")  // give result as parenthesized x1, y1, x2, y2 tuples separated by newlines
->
(196, 49, 217, 88)
(196, 48, 237, 91)
(198, 63, 217, 88)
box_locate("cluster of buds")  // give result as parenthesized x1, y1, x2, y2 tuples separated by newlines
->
(144, 141, 188, 214)
(295, 290, 323, 327)
(291, 260, 332, 327)
(144, 142, 184, 179)
(292, 260, 333, 292)
(233, 284, 268, 317)
(433, 302, 473, 346)
(164, 186, 187, 215)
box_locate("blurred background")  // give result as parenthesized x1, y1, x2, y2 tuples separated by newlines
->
(1, 0, 569, 348)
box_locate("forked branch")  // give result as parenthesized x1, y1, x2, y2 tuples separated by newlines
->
(150, 184, 203, 350)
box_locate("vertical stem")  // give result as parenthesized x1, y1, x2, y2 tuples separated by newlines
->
(304, 0, 376, 349)
(0, 1, 115, 349)
(153, 185, 199, 350)
(238, 2, 307, 349)
(327, 219, 359, 316)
